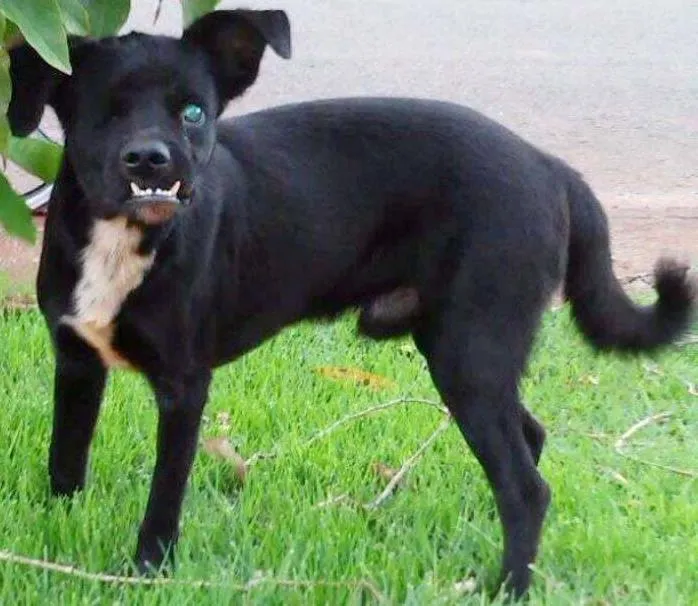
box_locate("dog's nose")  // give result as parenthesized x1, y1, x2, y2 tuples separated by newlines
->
(120, 140, 172, 178)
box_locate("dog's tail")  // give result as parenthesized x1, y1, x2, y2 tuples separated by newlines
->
(564, 172, 694, 352)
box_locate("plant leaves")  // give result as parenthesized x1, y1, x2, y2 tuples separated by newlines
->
(58, 0, 90, 35)
(2, 19, 23, 49)
(6, 135, 62, 182)
(1, 0, 71, 73)
(180, 0, 221, 27)
(313, 366, 396, 391)
(202, 436, 247, 484)
(0, 47, 11, 153)
(0, 171, 35, 242)
(79, 0, 131, 37)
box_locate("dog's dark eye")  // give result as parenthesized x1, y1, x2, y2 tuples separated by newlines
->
(181, 104, 205, 125)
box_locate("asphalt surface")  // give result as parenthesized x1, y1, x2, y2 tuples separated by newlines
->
(124, 0, 697, 202)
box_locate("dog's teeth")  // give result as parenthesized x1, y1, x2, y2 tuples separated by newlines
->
(129, 182, 181, 201)
(168, 181, 181, 197)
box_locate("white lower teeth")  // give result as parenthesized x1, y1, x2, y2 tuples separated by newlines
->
(130, 182, 181, 200)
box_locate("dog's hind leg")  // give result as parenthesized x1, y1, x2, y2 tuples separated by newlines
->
(414, 290, 551, 599)
(520, 405, 546, 466)
(135, 369, 212, 574)
(49, 326, 108, 496)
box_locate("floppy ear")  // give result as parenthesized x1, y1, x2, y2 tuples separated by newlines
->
(183, 9, 291, 106)
(7, 44, 68, 137)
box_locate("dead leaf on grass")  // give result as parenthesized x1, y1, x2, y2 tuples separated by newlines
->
(313, 366, 396, 390)
(202, 436, 247, 484)
(371, 461, 400, 482)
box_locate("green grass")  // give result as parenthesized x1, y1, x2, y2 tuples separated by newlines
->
(0, 304, 696, 605)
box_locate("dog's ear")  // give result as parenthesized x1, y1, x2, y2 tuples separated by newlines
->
(7, 44, 68, 137)
(8, 39, 89, 137)
(183, 9, 291, 106)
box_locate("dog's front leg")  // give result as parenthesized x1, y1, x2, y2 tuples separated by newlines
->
(135, 370, 211, 574)
(50, 326, 108, 496)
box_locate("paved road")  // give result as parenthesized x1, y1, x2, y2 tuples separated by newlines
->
(124, 0, 697, 204)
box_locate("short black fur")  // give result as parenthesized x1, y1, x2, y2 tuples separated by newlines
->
(8, 9, 694, 599)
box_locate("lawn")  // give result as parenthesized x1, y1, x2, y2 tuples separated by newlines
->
(0, 296, 696, 604)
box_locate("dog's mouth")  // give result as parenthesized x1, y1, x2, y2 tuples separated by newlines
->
(124, 180, 192, 225)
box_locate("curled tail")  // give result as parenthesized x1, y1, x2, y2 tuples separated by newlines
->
(564, 173, 695, 352)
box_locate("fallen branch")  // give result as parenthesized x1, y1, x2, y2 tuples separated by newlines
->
(364, 417, 452, 510)
(246, 397, 447, 466)
(0, 550, 386, 600)
(614, 412, 673, 451)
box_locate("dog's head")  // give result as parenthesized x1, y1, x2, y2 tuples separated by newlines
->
(8, 9, 291, 225)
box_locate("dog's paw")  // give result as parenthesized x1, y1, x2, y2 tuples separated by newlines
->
(49, 472, 86, 498)
(134, 532, 177, 577)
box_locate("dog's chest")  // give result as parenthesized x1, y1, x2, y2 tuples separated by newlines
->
(62, 218, 154, 368)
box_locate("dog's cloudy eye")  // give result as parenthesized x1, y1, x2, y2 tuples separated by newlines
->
(181, 104, 205, 124)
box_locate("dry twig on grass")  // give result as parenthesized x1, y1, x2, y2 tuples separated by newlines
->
(0, 550, 386, 601)
(615, 454, 698, 478)
(614, 411, 697, 478)
(246, 397, 447, 466)
(614, 412, 673, 451)
(311, 415, 453, 510)
(365, 417, 452, 509)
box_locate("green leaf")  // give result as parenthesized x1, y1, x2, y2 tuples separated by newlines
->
(58, 0, 90, 35)
(0, 47, 11, 152)
(180, 0, 221, 27)
(6, 135, 62, 183)
(79, 0, 131, 37)
(0, 0, 71, 73)
(2, 19, 22, 48)
(0, 171, 35, 242)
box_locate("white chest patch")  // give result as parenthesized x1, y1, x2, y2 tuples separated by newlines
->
(62, 217, 155, 368)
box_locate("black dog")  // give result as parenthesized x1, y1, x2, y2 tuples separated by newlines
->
(8, 8, 694, 598)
